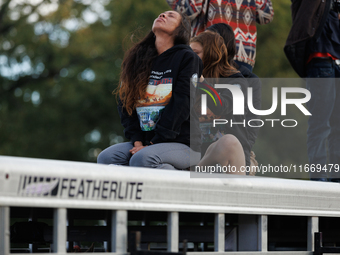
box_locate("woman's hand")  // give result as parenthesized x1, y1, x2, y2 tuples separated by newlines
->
(130, 141, 147, 155)
(133, 141, 143, 147)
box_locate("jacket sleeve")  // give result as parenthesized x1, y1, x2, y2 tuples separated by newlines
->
(256, 0, 274, 25)
(166, 0, 207, 20)
(150, 52, 203, 144)
(118, 98, 144, 144)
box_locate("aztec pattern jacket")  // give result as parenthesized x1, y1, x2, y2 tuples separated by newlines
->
(167, 0, 274, 67)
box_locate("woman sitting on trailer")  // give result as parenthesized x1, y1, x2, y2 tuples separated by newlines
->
(97, 11, 203, 170)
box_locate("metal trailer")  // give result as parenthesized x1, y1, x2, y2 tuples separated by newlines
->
(1, 155, 340, 255)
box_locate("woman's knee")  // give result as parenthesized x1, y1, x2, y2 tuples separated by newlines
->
(217, 134, 242, 154)
(129, 150, 160, 168)
(97, 150, 113, 164)
(97, 143, 132, 165)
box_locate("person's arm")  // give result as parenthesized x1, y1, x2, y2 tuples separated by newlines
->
(255, 0, 274, 25)
(150, 51, 203, 144)
(117, 98, 144, 144)
(166, 0, 206, 20)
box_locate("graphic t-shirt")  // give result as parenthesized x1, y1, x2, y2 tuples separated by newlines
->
(136, 74, 173, 131)
(118, 44, 203, 150)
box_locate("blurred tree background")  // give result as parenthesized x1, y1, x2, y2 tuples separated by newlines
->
(0, 0, 309, 177)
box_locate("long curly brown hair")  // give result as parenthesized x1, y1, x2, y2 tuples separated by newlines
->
(117, 11, 191, 116)
(190, 30, 238, 78)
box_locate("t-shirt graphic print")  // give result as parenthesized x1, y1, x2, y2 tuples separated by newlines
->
(136, 77, 173, 131)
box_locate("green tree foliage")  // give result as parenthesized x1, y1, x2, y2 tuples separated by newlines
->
(0, 0, 309, 176)
(255, 0, 297, 78)
(253, 1, 309, 178)
(0, 0, 169, 161)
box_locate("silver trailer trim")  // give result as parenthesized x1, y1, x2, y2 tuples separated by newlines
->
(1, 156, 339, 254)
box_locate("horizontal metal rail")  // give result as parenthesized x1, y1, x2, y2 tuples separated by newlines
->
(0, 252, 315, 255)
(1, 156, 340, 254)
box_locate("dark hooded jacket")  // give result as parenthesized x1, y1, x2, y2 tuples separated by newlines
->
(118, 45, 203, 152)
(284, 0, 332, 77)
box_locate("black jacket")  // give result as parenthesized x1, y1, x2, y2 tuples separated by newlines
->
(197, 72, 251, 166)
(238, 65, 261, 148)
(118, 45, 203, 151)
(284, 0, 331, 77)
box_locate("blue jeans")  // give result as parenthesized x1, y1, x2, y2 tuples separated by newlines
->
(306, 59, 340, 181)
